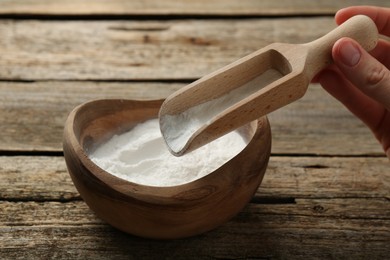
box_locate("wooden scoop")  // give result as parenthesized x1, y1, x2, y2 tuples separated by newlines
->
(159, 15, 378, 156)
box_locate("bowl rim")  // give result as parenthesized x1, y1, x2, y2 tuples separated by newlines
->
(63, 98, 271, 204)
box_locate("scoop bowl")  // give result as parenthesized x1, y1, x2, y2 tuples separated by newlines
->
(63, 99, 271, 239)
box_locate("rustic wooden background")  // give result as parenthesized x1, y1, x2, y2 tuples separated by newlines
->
(0, 1, 389, 259)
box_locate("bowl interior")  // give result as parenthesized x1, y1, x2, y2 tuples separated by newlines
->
(71, 99, 260, 191)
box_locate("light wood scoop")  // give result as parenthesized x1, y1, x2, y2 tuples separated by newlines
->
(159, 15, 378, 156)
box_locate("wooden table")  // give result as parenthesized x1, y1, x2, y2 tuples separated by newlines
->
(1, 1, 389, 259)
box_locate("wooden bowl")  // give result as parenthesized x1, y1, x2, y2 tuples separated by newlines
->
(63, 99, 271, 239)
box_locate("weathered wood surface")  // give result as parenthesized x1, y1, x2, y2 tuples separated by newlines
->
(1, 0, 389, 16)
(1, 199, 389, 259)
(1, 156, 388, 201)
(0, 18, 345, 80)
(0, 81, 382, 155)
(2, 17, 388, 81)
(1, 156, 389, 259)
(1, 1, 389, 258)
(2, 197, 389, 226)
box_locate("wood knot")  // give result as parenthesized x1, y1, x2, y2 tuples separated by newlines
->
(313, 205, 326, 213)
(188, 37, 215, 46)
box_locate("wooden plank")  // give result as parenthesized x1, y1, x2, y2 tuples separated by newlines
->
(0, 200, 389, 259)
(1, 156, 388, 201)
(0, 81, 182, 152)
(1, 198, 389, 226)
(1, 221, 388, 259)
(0, 201, 101, 225)
(1, 156, 388, 258)
(259, 156, 390, 199)
(0, 17, 345, 80)
(1, 0, 389, 16)
(0, 156, 79, 201)
(269, 86, 384, 156)
(0, 81, 383, 155)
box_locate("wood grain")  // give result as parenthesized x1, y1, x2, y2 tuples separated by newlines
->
(1, 0, 389, 16)
(1, 0, 388, 258)
(0, 156, 79, 201)
(0, 81, 181, 152)
(0, 81, 382, 155)
(2, 198, 389, 226)
(259, 156, 390, 199)
(1, 199, 388, 259)
(1, 156, 388, 201)
(0, 18, 342, 80)
(3, 154, 386, 256)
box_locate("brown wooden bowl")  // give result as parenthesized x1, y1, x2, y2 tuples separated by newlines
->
(63, 99, 271, 239)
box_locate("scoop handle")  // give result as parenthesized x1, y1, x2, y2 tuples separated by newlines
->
(305, 15, 378, 79)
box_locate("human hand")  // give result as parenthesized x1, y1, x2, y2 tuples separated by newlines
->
(316, 6, 390, 158)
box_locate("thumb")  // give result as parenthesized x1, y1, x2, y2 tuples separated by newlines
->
(332, 37, 390, 110)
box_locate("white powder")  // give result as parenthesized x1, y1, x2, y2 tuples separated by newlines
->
(160, 69, 282, 153)
(89, 119, 247, 187)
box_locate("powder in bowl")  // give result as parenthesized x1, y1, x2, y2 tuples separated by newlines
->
(89, 119, 247, 187)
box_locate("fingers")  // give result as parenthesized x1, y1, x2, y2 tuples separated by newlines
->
(312, 40, 390, 85)
(335, 6, 390, 36)
(318, 68, 385, 130)
(370, 39, 390, 68)
(322, 5, 390, 157)
(332, 38, 390, 110)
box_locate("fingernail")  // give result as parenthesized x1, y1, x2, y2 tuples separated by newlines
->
(338, 40, 361, 67)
